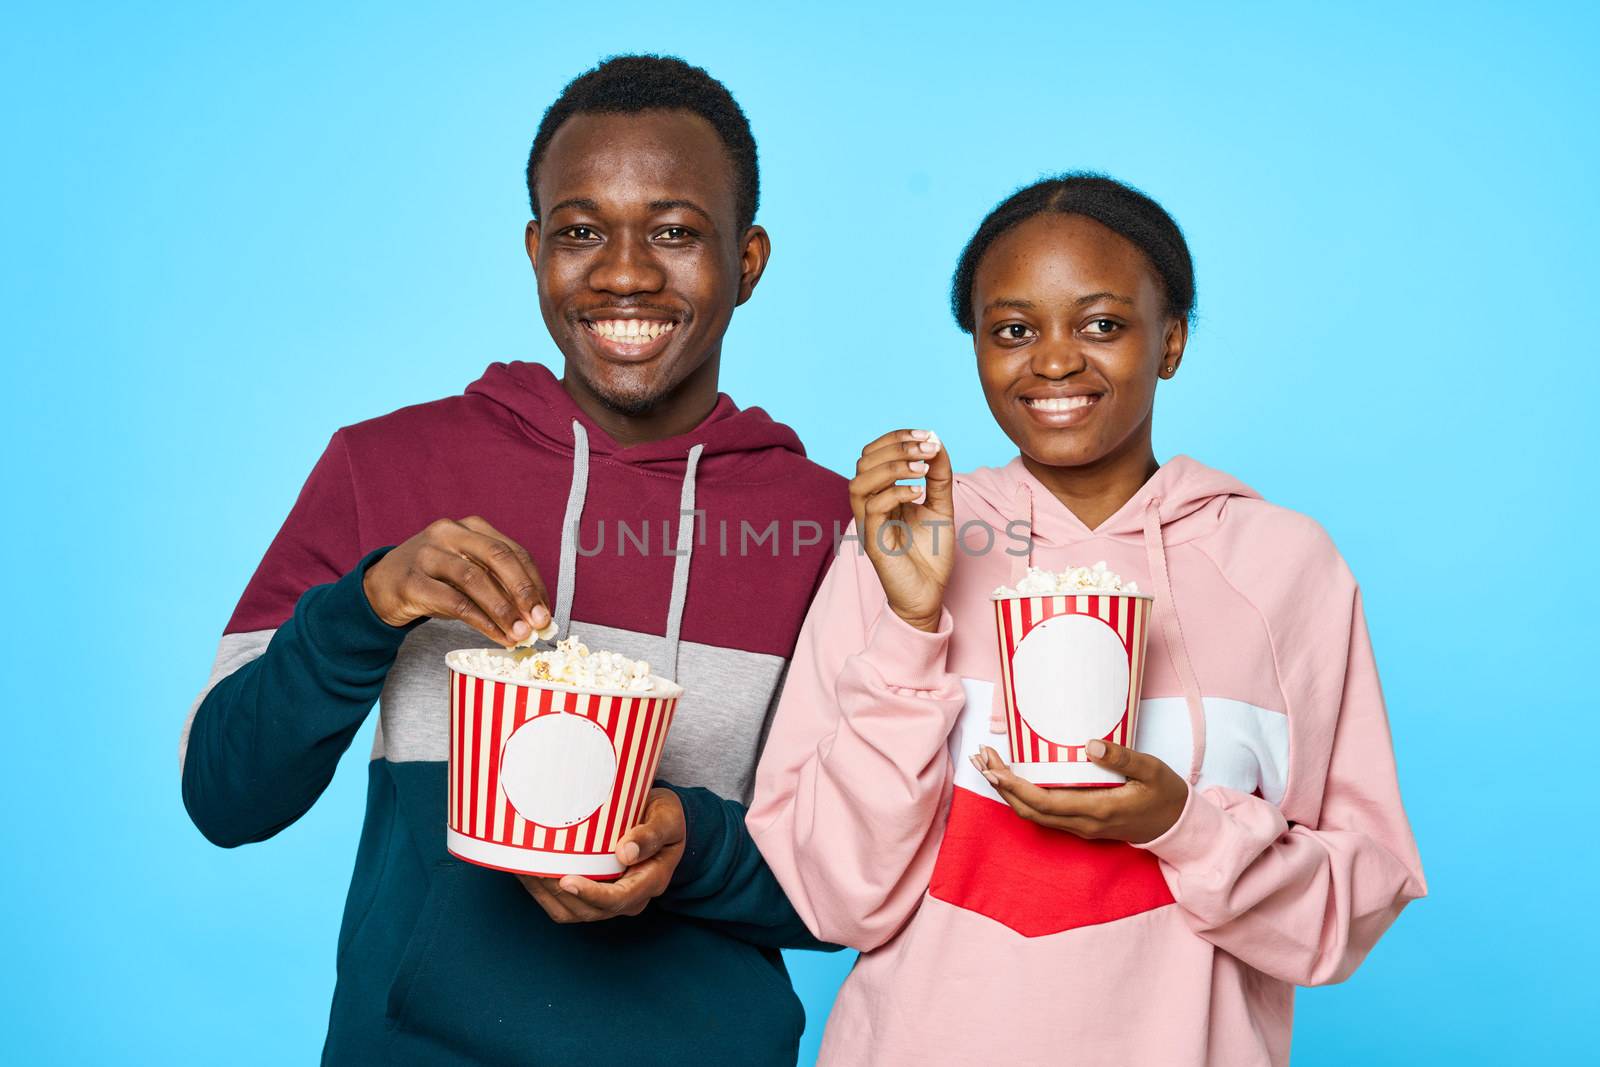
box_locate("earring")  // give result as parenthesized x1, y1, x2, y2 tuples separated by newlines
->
(1165, 364, 1175, 375)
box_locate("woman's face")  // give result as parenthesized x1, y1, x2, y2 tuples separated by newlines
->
(972, 213, 1186, 471)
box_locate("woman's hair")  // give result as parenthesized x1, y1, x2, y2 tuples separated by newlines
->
(951, 172, 1195, 333)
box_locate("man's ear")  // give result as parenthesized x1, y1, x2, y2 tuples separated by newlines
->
(734, 224, 772, 306)
(524, 219, 540, 267)
(1159, 316, 1189, 379)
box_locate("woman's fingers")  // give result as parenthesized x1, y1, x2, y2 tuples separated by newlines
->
(851, 457, 932, 500)
(857, 432, 941, 473)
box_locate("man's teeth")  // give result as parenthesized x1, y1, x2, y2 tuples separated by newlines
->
(589, 319, 676, 341)
(1025, 395, 1098, 412)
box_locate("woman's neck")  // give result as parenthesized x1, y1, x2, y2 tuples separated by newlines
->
(1022, 430, 1160, 531)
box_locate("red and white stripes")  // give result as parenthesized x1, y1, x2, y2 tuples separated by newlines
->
(446, 671, 678, 879)
(993, 593, 1151, 767)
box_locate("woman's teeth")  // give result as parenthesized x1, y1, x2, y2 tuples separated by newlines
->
(1024, 395, 1098, 412)
(588, 319, 676, 342)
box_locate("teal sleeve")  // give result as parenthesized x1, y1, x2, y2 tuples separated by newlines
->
(182, 548, 416, 847)
(656, 783, 842, 952)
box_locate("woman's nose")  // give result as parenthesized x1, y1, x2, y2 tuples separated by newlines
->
(588, 234, 666, 295)
(1030, 337, 1087, 380)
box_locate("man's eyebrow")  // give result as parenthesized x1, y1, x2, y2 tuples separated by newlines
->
(546, 197, 600, 215)
(649, 199, 715, 224)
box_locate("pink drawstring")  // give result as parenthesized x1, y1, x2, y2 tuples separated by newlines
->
(990, 483, 1033, 734)
(1143, 498, 1207, 785)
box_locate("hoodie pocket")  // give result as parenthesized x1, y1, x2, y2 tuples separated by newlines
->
(384, 860, 458, 1031)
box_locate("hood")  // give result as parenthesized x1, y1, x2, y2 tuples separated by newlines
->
(466, 360, 806, 471)
(958, 454, 1261, 548)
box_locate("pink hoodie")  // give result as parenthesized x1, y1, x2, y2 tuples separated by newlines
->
(748, 455, 1425, 1067)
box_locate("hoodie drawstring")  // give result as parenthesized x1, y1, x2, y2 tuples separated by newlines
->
(662, 444, 704, 681)
(990, 482, 1035, 733)
(551, 419, 700, 682)
(552, 421, 590, 637)
(1142, 498, 1207, 786)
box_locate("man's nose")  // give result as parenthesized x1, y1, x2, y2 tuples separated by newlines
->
(588, 233, 666, 295)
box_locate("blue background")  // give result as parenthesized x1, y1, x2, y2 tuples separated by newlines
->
(4, 2, 1595, 1062)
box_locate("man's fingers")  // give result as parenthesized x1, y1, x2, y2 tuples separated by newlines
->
(616, 789, 685, 867)
(417, 542, 524, 642)
(414, 575, 512, 645)
(455, 517, 551, 629)
(518, 875, 593, 923)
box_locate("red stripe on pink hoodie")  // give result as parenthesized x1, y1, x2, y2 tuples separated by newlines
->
(748, 455, 1425, 1067)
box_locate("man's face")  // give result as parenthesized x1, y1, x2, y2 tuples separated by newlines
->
(526, 109, 768, 417)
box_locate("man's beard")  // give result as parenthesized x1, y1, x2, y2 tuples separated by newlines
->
(569, 361, 661, 418)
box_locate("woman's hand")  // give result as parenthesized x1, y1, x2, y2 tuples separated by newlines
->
(850, 429, 955, 633)
(973, 740, 1189, 844)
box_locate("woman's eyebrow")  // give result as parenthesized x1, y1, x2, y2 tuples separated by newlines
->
(1074, 291, 1137, 307)
(984, 297, 1037, 313)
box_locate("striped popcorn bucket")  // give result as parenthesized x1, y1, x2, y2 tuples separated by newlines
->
(992, 591, 1153, 787)
(443, 650, 682, 879)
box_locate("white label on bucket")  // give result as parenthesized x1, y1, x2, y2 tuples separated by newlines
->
(1011, 613, 1129, 745)
(499, 714, 618, 829)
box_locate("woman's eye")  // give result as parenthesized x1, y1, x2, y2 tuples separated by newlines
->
(1086, 318, 1120, 334)
(996, 323, 1034, 340)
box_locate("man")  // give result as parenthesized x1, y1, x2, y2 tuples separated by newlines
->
(180, 55, 848, 1066)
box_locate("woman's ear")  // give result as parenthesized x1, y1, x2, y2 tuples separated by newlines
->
(1159, 317, 1189, 379)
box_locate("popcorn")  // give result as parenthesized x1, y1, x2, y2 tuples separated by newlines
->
(994, 561, 1139, 597)
(451, 635, 661, 692)
(511, 617, 560, 648)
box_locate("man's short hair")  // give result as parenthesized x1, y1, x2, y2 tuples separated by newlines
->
(526, 55, 760, 231)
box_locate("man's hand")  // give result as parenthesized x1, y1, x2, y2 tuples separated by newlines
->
(518, 788, 687, 923)
(973, 739, 1188, 844)
(363, 516, 550, 646)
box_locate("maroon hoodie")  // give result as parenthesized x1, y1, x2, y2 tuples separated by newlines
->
(179, 360, 851, 1064)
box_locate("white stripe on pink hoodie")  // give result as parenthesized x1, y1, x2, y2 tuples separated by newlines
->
(749, 456, 1425, 1067)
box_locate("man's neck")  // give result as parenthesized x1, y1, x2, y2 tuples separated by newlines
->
(561, 353, 722, 448)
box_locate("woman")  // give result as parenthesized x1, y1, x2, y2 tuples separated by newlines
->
(748, 174, 1425, 1066)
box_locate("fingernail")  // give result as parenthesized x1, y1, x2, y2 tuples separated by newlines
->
(1087, 739, 1107, 759)
(511, 620, 531, 640)
(618, 843, 639, 865)
(910, 460, 929, 474)
(530, 605, 550, 628)
(560, 879, 580, 894)
(969, 754, 983, 772)
(909, 430, 930, 440)
(919, 440, 939, 455)
(982, 771, 999, 785)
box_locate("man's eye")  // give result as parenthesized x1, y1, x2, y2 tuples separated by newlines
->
(1086, 319, 1120, 334)
(564, 226, 599, 241)
(656, 226, 692, 240)
(995, 323, 1034, 340)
